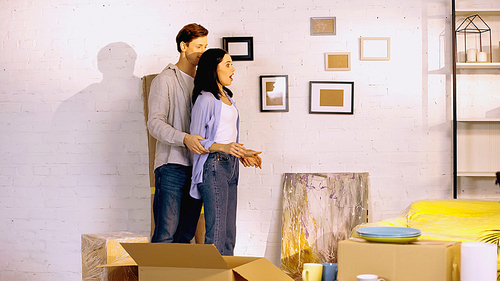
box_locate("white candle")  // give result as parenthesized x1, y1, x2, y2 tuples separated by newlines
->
(477, 52, 487, 62)
(467, 49, 477, 62)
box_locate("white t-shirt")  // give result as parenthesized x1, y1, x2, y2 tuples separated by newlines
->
(214, 102, 238, 144)
(178, 69, 194, 95)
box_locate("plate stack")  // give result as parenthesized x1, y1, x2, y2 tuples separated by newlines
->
(356, 226, 421, 243)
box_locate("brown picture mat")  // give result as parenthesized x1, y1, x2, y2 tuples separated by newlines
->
(320, 89, 344, 107)
(328, 55, 348, 68)
(313, 19, 334, 34)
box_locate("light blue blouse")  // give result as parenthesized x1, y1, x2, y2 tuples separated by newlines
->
(189, 91, 239, 199)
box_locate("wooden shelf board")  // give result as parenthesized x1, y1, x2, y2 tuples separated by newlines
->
(458, 172, 499, 177)
(456, 9, 500, 16)
(456, 63, 500, 69)
(457, 118, 500, 122)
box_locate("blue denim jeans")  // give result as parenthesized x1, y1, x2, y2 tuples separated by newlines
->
(151, 164, 203, 243)
(198, 152, 239, 256)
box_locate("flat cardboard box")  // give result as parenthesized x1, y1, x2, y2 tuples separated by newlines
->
(338, 238, 460, 281)
(104, 243, 294, 281)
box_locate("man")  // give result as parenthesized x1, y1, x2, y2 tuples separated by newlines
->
(147, 23, 209, 243)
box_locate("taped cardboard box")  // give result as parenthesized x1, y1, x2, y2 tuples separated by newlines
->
(103, 243, 294, 281)
(337, 238, 460, 281)
(81, 232, 149, 281)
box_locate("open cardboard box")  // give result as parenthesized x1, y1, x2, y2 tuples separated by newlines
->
(338, 238, 461, 281)
(102, 243, 293, 281)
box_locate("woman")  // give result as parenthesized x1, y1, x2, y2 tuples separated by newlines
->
(190, 48, 262, 255)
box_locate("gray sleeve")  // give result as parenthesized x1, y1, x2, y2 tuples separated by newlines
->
(146, 74, 187, 147)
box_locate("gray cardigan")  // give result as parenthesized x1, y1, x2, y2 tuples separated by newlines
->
(147, 63, 193, 169)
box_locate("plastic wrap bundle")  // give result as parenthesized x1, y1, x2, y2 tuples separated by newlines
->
(352, 200, 500, 280)
(81, 232, 148, 281)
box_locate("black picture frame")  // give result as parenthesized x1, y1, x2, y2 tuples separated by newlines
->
(259, 75, 289, 112)
(309, 81, 354, 114)
(222, 37, 254, 61)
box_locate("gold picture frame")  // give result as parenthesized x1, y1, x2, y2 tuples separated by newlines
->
(325, 52, 351, 71)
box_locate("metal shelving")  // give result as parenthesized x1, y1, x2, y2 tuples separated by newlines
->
(452, 1, 500, 199)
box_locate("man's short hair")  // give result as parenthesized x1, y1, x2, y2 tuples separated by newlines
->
(176, 23, 208, 53)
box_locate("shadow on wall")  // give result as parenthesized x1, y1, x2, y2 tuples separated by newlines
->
(51, 42, 145, 233)
(264, 175, 284, 267)
(486, 107, 500, 118)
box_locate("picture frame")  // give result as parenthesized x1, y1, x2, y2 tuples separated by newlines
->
(360, 37, 390, 61)
(325, 52, 351, 71)
(260, 75, 289, 112)
(309, 81, 354, 114)
(310, 17, 336, 36)
(222, 37, 254, 61)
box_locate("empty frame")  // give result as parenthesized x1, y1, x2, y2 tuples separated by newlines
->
(360, 37, 390, 61)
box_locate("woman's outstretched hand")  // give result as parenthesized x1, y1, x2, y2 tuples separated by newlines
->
(223, 142, 247, 158)
(240, 150, 262, 169)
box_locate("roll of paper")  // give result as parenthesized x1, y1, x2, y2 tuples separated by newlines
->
(467, 49, 477, 62)
(461, 242, 497, 281)
(477, 52, 487, 62)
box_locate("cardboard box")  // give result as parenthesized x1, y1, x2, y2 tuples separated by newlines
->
(105, 243, 294, 281)
(141, 74, 159, 238)
(337, 238, 460, 281)
(81, 232, 149, 281)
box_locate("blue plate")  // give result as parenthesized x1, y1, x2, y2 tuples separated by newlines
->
(356, 227, 421, 238)
(359, 236, 419, 244)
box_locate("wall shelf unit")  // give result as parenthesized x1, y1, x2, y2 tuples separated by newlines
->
(452, 1, 500, 199)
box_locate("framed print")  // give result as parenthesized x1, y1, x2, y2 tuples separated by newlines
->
(325, 52, 351, 71)
(260, 75, 288, 112)
(360, 37, 390, 61)
(222, 37, 254, 61)
(310, 17, 336, 35)
(309, 81, 354, 114)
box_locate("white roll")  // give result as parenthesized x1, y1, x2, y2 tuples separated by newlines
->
(461, 242, 497, 281)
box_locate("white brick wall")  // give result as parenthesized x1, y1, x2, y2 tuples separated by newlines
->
(1, 0, 497, 279)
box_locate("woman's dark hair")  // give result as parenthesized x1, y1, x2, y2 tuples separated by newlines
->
(192, 48, 233, 103)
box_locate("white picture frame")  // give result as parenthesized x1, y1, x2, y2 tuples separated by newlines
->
(360, 37, 390, 61)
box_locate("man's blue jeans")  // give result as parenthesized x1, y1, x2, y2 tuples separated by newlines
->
(197, 152, 239, 256)
(151, 164, 202, 243)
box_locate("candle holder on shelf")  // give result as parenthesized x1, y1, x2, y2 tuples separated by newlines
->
(455, 14, 492, 63)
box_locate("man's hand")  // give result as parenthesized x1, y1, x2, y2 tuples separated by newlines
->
(240, 150, 262, 169)
(184, 134, 208, 154)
